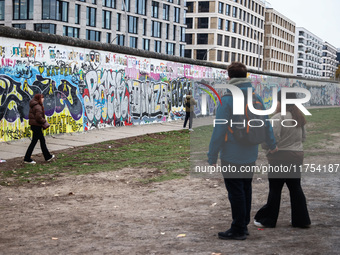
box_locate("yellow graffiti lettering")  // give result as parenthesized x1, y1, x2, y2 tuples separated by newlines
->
(63, 81, 67, 91)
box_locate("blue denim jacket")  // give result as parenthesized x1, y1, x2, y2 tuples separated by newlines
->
(207, 78, 277, 165)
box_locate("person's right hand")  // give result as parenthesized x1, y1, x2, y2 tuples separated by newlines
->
(269, 146, 278, 154)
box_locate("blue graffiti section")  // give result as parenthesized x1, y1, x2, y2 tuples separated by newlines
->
(0, 75, 31, 122)
(0, 72, 83, 123)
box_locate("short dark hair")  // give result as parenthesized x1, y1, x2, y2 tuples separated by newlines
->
(227, 62, 247, 78)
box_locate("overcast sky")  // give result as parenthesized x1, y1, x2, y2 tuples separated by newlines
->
(265, 0, 340, 48)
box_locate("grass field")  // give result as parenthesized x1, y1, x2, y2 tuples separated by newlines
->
(0, 107, 339, 186)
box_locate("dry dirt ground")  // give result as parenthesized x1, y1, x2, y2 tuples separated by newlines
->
(0, 135, 340, 255)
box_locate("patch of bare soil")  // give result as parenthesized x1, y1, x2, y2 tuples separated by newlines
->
(0, 137, 340, 255)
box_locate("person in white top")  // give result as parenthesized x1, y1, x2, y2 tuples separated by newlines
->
(254, 90, 311, 228)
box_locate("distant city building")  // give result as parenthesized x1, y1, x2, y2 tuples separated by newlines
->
(294, 27, 323, 79)
(321, 42, 338, 79)
(0, 0, 186, 57)
(336, 48, 340, 65)
(185, 0, 266, 70)
(263, 8, 295, 75)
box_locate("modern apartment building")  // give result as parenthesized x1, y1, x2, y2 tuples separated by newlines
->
(263, 8, 295, 75)
(294, 27, 323, 79)
(185, 0, 266, 70)
(0, 0, 187, 57)
(321, 42, 338, 79)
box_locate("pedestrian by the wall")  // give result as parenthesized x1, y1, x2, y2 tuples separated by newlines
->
(183, 90, 197, 131)
(254, 91, 311, 228)
(207, 62, 278, 240)
(24, 94, 55, 164)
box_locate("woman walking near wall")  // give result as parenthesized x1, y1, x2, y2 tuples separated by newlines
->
(24, 94, 55, 164)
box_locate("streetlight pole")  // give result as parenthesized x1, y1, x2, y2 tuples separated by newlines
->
(236, 19, 261, 71)
(122, 0, 129, 47)
(203, 46, 218, 61)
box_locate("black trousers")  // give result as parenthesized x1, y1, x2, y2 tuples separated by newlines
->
(24, 125, 52, 161)
(222, 160, 255, 234)
(183, 112, 193, 129)
(254, 151, 311, 227)
(254, 178, 311, 227)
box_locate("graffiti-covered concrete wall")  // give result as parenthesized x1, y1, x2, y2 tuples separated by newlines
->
(0, 27, 339, 142)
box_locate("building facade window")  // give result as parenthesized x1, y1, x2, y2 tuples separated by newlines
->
(217, 34, 222, 45)
(165, 23, 169, 39)
(174, 7, 180, 23)
(226, 4, 230, 16)
(224, 51, 229, 62)
(186, 17, 193, 29)
(186, 2, 193, 13)
(143, 19, 147, 35)
(232, 22, 236, 33)
(224, 35, 229, 47)
(185, 34, 192, 44)
(135, 0, 146, 15)
(86, 7, 97, 27)
(197, 17, 208, 28)
(180, 44, 185, 57)
(155, 40, 161, 53)
(130, 36, 138, 48)
(13, 0, 34, 20)
(232, 6, 237, 17)
(198, 1, 209, 12)
(86, 29, 101, 41)
(63, 26, 80, 38)
(231, 37, 236, 48)
(196, 49, 206, 60)
(163, 4, 169, 20)
(122, 0, 130, 12)
(12, 23, 26, 29)
(75, 4, 80, 24)
(184, 49, 192, 58)
(103, 0, 116, 8)
(152, 21, 161, 37)
(42, 0, 69, 22)
(180, 27, 186, 42)
(106, 32, 111, 43)
(128, 15, 138, 34)
(34, 23, 56, 34)
(166, 42, 175, 55)
(117, 34, 125, 45)
(0, 0, 4, 20)
(218, 18, 223, 30)
(143, 38, 150, 50)
(173, 25, 176, 40)
(225, 20, 229, 31)
(152, 1, 159, 18)
(197, 33, 208, 44)
(218, 2, 223, 14)
(217, 50, 222, 61)
(117, 13, 121, 31)
(102, 10, 111, 29)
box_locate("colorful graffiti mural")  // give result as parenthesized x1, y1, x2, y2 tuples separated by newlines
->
(0, 37, 339, 142)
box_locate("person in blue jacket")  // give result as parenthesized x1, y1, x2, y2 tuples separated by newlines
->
(207, 62, 278, 240)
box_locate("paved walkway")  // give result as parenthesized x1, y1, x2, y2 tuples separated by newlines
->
(0, 116, 215, 161)
(1, 105, 338, 161)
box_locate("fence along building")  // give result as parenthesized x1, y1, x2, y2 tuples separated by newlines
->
(185, 0, 266, 70)
(263, 8, 295, 75)
(0, 0, 186, 57)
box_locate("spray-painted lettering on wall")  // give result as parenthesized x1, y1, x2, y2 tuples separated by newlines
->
(1, 38, 339, 143)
